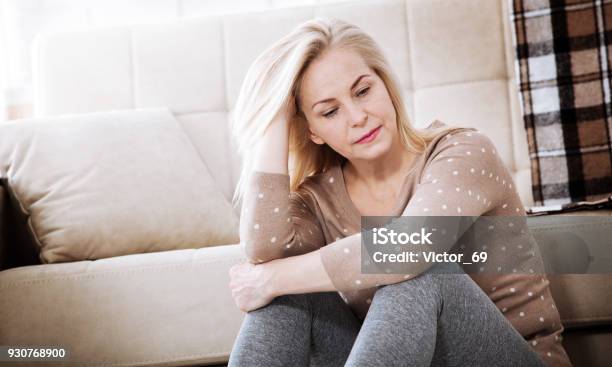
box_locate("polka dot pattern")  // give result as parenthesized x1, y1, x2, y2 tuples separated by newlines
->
(242, 128, 565, 364)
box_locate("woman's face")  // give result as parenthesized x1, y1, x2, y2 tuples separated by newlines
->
(298, 47, 398, 162)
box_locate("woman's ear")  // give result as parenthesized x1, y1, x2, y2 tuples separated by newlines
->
(309, 131, 325, 145)
(298, 111, 325, 145)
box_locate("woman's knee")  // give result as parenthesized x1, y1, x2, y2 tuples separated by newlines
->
(376, 274, 435, 300)
(269, 292, 342, 311)
(242, 294, 310, 321)
(374, 262, 464, 302)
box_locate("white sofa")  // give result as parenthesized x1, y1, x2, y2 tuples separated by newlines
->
(1, 0, 611, 366)
(30, 0, 535, 207)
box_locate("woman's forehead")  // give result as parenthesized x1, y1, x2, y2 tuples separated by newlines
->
(300, 48, 371, 104)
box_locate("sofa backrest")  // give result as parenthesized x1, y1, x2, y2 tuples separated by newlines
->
(31, 0, 534, 207)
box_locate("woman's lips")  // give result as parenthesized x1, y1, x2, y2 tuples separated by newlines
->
(355, 126, 382, 144)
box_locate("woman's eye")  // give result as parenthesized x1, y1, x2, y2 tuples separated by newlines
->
(323, 108, 338, 119)
(357, 87, 370, 97)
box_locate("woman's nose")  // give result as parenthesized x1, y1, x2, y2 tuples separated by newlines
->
(347, 102, 367, 127)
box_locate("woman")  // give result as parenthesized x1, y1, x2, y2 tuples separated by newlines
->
(227, 18, 572, 367)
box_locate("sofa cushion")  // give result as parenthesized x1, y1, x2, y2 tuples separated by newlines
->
(548, 274, 612, 328)
(0, 108, 239, 263)
(527, 210, 612, 329)
(0, 244, 247, 365)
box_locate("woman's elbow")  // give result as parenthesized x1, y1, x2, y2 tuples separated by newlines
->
(242, 242, 282, 264)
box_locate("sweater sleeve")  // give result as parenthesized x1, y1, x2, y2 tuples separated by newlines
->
(240, 171, 326, 263)
(319, 129, 513, 293)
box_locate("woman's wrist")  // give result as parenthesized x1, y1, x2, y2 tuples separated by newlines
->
(260, 250, 336, 298)
(262, 258, 285, 299)
(254, 118, 289, 174)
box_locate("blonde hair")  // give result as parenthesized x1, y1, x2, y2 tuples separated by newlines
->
(231, 17, 456, 208)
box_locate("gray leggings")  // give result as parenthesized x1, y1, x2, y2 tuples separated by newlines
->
(228, 262, 547, 367)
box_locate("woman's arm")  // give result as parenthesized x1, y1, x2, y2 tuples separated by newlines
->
(229, 245, 335, 312)
(230, 109, 332, 310)
(239, 105, 326, 263)
(252, 111, 290, 174)
(265, 247, 336, 297)
(262, 130, 514, 298)
(315, 130, 512, 293)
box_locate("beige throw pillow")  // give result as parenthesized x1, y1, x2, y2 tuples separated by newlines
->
(0, 108, 239, 263)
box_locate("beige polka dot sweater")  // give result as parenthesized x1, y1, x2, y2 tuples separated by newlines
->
(239, 120, 572, 367)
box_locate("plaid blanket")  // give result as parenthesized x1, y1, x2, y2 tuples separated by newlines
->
(509, 0, 612, 207)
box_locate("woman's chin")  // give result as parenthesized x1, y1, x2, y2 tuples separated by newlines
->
(353, 141, 392, 161)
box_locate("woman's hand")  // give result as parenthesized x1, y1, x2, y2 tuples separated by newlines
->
(229, 261, 277, 312)
(253, 97, 295, 174)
